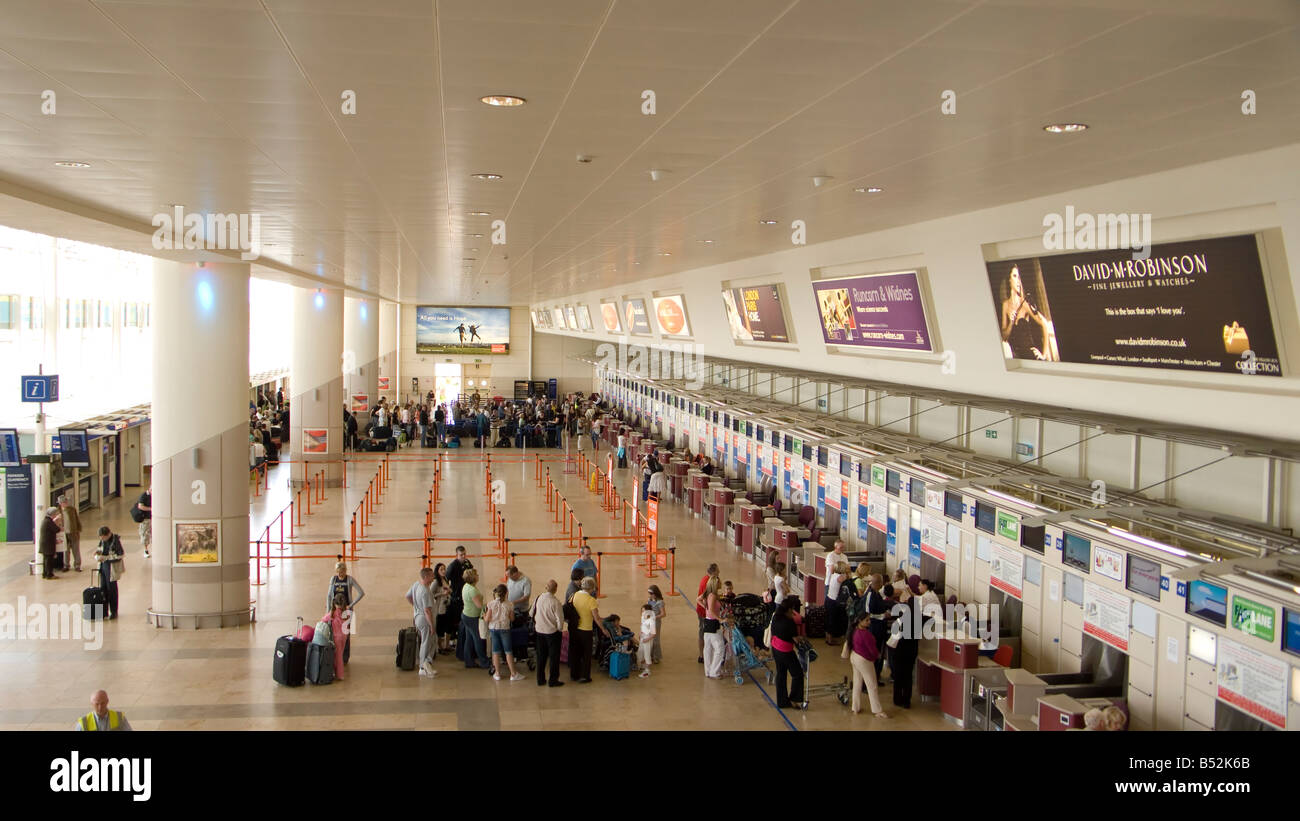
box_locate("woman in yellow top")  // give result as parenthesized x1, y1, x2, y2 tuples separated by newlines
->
(568, 577, 609, 683)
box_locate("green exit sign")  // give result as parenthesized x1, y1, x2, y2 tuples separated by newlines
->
(985, 430, 998, 439)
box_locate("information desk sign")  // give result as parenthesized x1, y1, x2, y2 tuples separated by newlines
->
(21, 375, 59, 403)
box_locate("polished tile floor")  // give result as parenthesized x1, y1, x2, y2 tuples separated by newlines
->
(0, 439, 954, 732)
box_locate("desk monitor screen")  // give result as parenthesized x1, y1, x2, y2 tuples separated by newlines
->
(839, 455, 851, 479)
(944, 491, 963, 521)
(1282, 608, 1300, 658)
(58, 428, 90, 468)
(1185, 580, 1228, 627)
(885, 469, 901, 497)
(1062, 532, 1091, 572)
(1126, 554, 1162, 602)
(1020, 523, 1046, 554)
(974, 500, 995, 534)
(0, 428, 21, 467)
(908, 478, 925, 507)
(817, 447, 828, 467)
(801, 443, 813, 462)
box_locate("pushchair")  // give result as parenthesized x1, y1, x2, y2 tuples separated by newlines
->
(729, 624, 772, 685)
(731, 593, 769, 650)
(595, 618, 636, 672)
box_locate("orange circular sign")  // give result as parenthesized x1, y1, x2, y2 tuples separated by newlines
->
(657, 298, 686, 335)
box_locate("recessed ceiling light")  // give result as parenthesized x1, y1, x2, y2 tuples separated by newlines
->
(466, 233, 484, 238)
(467, 210, 491, 216)
(853, 186, 884, 194)
(471, 173, 503, 180)
(463, 257, 477, 261)
(657, 252, 671, 257)
(53, 161, 91, 168)
(812, 175, 833, 187)
(697, 239, 714, 244)
(481, 95, 526, 107)
(467, 248, 479, 252)
(758, 219, 778, 225)
(1043, 123, 1088, 133)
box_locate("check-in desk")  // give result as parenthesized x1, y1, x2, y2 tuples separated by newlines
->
(687, 472, 710, 517)
(1001, 668, 1044, 732)
(628, 432, 642, 451)
(917, 634, 1002, 727)
(705, 485, 735, 537)
(667, 461, 689, 502)
(999, 669, 1125, 731)
(965, 667, 1010, 730)
(730, 502, 771, 558)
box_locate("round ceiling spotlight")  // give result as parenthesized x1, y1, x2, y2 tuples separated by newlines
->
(853, 186, 884, 194)
(1043, 123, 1088, 134)
(54, 161, 91, 168)
(480, 95, 526, 107)
(471, 173, 503, 180)
(758, 219, 778, 225)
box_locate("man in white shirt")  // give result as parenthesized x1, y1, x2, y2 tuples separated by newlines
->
(405, 568, 438, 677)
(824, 539, 848, 593)
(529, 579, 565, 687)
(506, 565, 532, 615)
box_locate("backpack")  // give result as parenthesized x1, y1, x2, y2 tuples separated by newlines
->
(129, 503, 145, 523)
(312, 619, 334, 647)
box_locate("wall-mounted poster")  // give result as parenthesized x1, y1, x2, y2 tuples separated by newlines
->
(985, 234, 1280, 375)
(566, 306, 579, 330)
(812, 271, 934, 352)
(174, 520, 220, 566)
(577, 304, 593, 331)
(415, 306, 510, 354)
(1082, 581, 1130, 652)
(1093, 544, 1124, 582)
(1217, 637, 1288, 729)
(624, 299, 652, 335)
(920, 514, 947, 560)
(350, 394, 369, 414)
(990, 543, 1024, 600)
(553, 308, 566, 329)
(721, 284, 790, 343)
(377, 376, 389, 391)
(601, 302, 621, 332)
(302, 429, 329, 454)
(652, 295, 690, 336)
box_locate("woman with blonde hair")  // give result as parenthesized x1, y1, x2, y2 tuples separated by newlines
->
(485, 584, 525, 681)
(458, 568, 490, 670)
(698, 578, 727, 679)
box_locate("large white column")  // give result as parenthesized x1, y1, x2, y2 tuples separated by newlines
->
(291, 287, 344, 486)
(150, 260, 251, 628)
(378, 299, 398, 403)
(343, 297, 378, 426)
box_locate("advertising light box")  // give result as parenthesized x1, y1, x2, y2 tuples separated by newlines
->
(415, 306, 510, 354)
(984, 234, 1280, 376)
(652, 294, 690, 336)
(623, 299, 651, 335)
(812, 271, 933, 352)
(601, 302, 621, 332)
(721, 284, 790, 343)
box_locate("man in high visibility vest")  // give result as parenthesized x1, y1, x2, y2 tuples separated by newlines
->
(75, 690, 133, 731)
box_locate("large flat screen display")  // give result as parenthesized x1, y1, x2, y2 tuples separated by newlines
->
(0, 428, 21, 467)
(985, 234, 1280, 376)
(1062, 532, 1091, 572)
(415, 306, 510, 354)
(1126, 554, 1162, 601)
(624, 299, 652, 335)
(1283, 608, 1300, 658)
(58, 428, 90, 468)
(722, 284, 790, 343)
(811, 270, 933, 352)
(1186, 579, 1228, 626)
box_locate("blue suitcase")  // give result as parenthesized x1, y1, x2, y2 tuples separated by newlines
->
(608, 649, 631, 680)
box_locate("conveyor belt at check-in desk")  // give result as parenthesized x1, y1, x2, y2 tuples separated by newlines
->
(702, 484, 734, 538)
(917, 633, 1003, 727)
(1001, 668, 1125, 730)
(730, 501, 775, 558)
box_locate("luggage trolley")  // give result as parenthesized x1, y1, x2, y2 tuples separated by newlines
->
(795, 637, 851, 706)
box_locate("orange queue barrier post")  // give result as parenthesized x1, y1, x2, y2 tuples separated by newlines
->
(350, 515, 356, 560)
(535, 454, 542, 486)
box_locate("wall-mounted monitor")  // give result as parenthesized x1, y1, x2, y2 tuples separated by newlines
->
(811, 270, 934, 352)
(1185, 579, 1228, 627)
(1062, 532, 1091, 573)
(984, 233, 1280, 377)
(416, 306, 510, 354)
(801, 443, 813, 462)
(0, 428, 21, 467)
(974, 501, 995, 534)
(58, 428, 90, 468)
(1020, 523, 1046, 554)
(783, 436, 793, 454)
(908, 478, 926, 507)
(817, 447, 828, 467)
(944, 491, 963, 521)
(1126, 554, 1162, 602)
(652, 294, 691, 336)
(885, 469, 901, 497)
(838, 455, 851, 478)
(600, 302, 622, 332)
(623, 299, 651, 335)
(1282, 608, 1300, 658)
(721, 284, 790, 343)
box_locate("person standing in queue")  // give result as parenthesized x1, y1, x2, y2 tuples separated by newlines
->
(326, 561, 365, 666)
(93, 526, 125, 620)
(531, 580, 565, 687)
(38, 507, 60, 579)
(568, 577, 609, 683)
(458, 569, 490, 670)
(447, 545, 472, 650)
(770, 596, 808, 710)
(58, 494, 83, 572)
(890, 596, 920, 709)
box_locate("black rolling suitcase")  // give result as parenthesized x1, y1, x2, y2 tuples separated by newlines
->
(273, 617, 309, 687)
(803, 604, 827, 639)
(82, 569, 106, 620)
(396, 625, 419, 670)
(306, 642, 335, 685)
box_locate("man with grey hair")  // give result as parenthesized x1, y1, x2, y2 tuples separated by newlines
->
(505, 565, 532, 615)
(58, 494, 83, 572)
(530, 579, 565, 687)
(405, 567, 438, 678)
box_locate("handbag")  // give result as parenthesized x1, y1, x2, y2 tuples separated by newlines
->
(886, 627, 902, 649)
(478, 616, 489, 641)
(702, 618, 721, 634)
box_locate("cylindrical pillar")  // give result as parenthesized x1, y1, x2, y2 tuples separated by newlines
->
(150, 260, 251, 628)
(378, 299, 398, 403)
(291, 286, 345, 487)
(343, 297, 379, 427)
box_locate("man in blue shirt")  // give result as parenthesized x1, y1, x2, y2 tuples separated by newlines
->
(571, 545, 597, 581)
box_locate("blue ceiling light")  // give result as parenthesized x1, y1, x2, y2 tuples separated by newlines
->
(196, 278, 215, 313)
(314, 290, 325, 309)
(360, 302, 368, 322)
